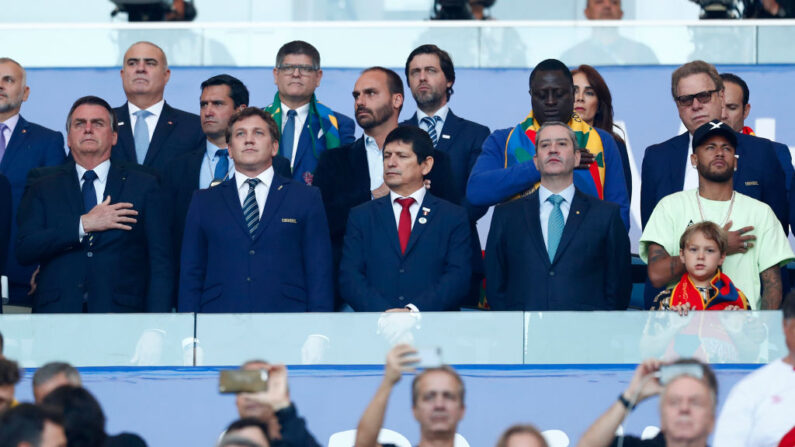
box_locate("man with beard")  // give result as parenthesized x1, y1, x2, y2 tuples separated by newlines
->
(313, 67, 453, 309)
(640, 120, 794, 310)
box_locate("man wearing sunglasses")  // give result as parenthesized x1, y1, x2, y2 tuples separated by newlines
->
(264, 41, 355, 186)
(639, 60, 788, 307)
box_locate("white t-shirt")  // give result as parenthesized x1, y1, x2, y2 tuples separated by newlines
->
(714, 358, 795, 446)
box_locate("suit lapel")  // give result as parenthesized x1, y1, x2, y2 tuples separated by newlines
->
(253, 174, 289, 241)
(403, 193, 437, 257)
(58, 160, 83, 217)
(144, 102, 177, 166)
(115, 104, 136, 162)
(0, 116, 30, 170)
(220, 176, 250, 237)
(435, 110, 461, 153)
(405, 114, 419, 127)
(671, 132, 690, 190)
(552, 191, 590, 264)
(292, 113, 316, 175)
(351, 138, 370, 195)
(522, 192, 551, 268)
(375, 196, 402, 256)
(93, 164, 126, 246)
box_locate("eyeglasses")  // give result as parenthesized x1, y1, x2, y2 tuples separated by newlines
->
(675, 89, 720, 107)
(277, 64, 318, 76)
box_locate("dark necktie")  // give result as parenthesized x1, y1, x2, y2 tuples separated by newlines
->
(242, 178, 261, 237)
(547, 194, 565, 261)
(396, 197, 415, 254)
(214, 149, 229, 181)
(82, 170, 99, 213)
(281, 110, 298, 166)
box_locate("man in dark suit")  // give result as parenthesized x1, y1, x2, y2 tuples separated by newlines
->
(15, 96, 174, 313)
(178, 107, 333, 312)
(0, 174, 10, 296)
(486, 121, 631, 310)
(0, 58, 66, 306)
(313, 67, 454, 309)
(400, 45, 489, 306)
(111, 41, 204, 177)
(641, 61, 788, 231)
(339, 126, 471, 311)
(264, 40, 355, 185)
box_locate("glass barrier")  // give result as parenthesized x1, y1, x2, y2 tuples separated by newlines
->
(0, 21, 791, 68)
(0, 314, 194, 367)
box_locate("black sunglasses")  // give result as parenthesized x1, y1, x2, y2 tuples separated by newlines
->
(675, 89, 720, 107)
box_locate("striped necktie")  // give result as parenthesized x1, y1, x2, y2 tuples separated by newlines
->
(242, 178, 261, 237)
(547, 194, 565, 262)
(420, 115, 441, 146)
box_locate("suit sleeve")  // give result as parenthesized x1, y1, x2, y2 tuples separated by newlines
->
(484, 205, 510, 310)
(338, 208, 391, 311)
(599, 130, 630, 230)
(640, 145, 658, 230)
(44, 131, 67, 163)
(303, 187, 334, 311)
(462, 124, 491, 222)
(15, 183, 82, 266)
(313, 150, 365, 240)
(143, 179, 176, 312)
(409, 207, 472, 310)
(178, 191, 207, 312)
(338, 113, 356, 145)
(773, 141, 794, 193)
(275, 404, 322, 447)
(466, 129, 542, 207)
(0, 176, 11, 274)
(760, 140, 789, 232)
(604, 206, 632, 309)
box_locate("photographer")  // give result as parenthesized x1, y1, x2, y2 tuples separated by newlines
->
(578, 358, 717, 447)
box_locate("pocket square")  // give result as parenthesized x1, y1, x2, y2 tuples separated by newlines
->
(281, 218, 297, 223)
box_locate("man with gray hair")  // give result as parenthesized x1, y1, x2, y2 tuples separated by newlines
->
(32, 362, 81, 403)
(485, 120, 631, 310)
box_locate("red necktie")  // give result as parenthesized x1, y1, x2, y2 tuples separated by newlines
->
(396, 197, 415, 254)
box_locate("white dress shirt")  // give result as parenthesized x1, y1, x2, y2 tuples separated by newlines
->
(389, 186, 427, 230)
(0, 113, 20, 151)
(128, 99, 165, 143)
(538, 183, 575, 249)
(77, 159, 111, 238)
(683, 132, 700, 192)
(234, 166, 274, 219)
(280, 102, 310, 168)
(199, 140, 234, 189)
(364, 134, 384, 191)
(417, 104, 448, 139)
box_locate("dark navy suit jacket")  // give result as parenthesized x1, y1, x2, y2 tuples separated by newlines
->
(0, 116, 66, 304)
(15, 160, 174, 313)
(485, 189, 631, 310)
(640, 131, 788, 230)
(0, 174, 11, 280)
(178, 173, 333, 313)
(284, 109, 355, 184)
(111, 102, 204, 178)
(339, 192, 472, 311)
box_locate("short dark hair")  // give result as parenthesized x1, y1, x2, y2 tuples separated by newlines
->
(720, 72, 750, 107)
(226, 107, 280, 144)
(0, 404, 63, 447)
(783, 290, 795, 319)
(201, 74, 250, 108)
(411, 366, 465, 407)
(530, 59, 573, 89)
(384, 126, 434, 163)
(66, 96, 118, 133)
(33, 362, 82, 390)
(667, 358, 719, 409)
(42, 386, 107, 447)
(225, 418, 270, 441)
(0, 357, 21, 387)
(671, 60, 723, 99)
(495, 425, 549, 447)
(362, 67, 405, 112)
(405, 44, 455, 100)
(275, 40, 320, 69)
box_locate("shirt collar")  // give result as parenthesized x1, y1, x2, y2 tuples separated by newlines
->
(128, 99, 165, 119)
(364, 134, 381, 153)
(0, 113, 20, 134)
(205, 140, 225, 159)
(280, 102, 310, 122)
(416, 104, 449, 124)
(75, 159, 111, 184)
(538, 183, 575, 205)
(234, 165, 274, 191)
(390, 185, 427, 207)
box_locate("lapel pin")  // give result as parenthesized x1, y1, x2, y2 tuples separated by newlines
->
(419, 217, 427, 224)
(22, 129, 27, 134)
(168, 121, 173, 125)
(441, 134, 450, 139)
(576, 210, 580, 215)
(119, 122, 126, 126)
(278, 185, 283, 190)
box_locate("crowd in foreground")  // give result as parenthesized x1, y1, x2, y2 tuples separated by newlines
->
(0, 294, 793, 446)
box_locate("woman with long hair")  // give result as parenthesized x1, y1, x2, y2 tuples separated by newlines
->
(572, 64, 633, 200)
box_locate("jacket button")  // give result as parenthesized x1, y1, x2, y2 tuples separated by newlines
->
(399, 268, 405, 273)
(398, 296, 405, 301)
(86, 251, 93, 258)
(246, 277, 252, 282)
(549, 271, 555, 276)
(249, 250, 255, 255)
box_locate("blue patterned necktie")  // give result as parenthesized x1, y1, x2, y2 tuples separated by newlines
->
(214, 149, 229, 181)
(242, 178, 261, 237)
(420, 115, 441, 146)
(133, 110, 152, 164)
(547, 194, 565, 262)
(281, 109, 297, 165)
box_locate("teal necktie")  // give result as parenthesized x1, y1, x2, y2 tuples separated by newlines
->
(547, 194, 565, 262)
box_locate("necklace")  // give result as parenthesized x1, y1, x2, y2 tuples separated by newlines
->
(696, 190, 735, 225)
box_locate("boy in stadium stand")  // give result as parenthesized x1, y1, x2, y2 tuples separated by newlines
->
(713, 292, 795, 445)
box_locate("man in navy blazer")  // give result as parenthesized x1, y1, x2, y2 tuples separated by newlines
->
(0, 174, 10, 280)
(0, 58, 66, 306)
(486, 121, 631, 310)
(111, 42, 204, 178)
(178, 107, 333, 313)
(339, 126, 471, 311)
(15, 96, 174, 313)
(641, 61, 788, 231)
(265, 41, 355, 185)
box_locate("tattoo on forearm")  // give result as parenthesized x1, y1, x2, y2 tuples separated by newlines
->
(760, 267, 782, 309)
(648, 245, 667, 264)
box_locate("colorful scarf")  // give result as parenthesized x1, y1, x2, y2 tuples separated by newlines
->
(264, 93, 342, 159)
(503, 112, 606, 198)
(669, 270, 750, 310)
(741, 126, 755, 136)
